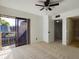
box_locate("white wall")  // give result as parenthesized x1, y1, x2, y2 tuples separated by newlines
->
(61, 8, 79, 45)
(43, 15, 49, 43)
(43, 15, 54, 43)
(0, 5, 43, 44)
(48, 16, 54, 43)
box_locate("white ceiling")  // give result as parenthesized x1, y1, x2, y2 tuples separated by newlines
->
(0, 0, 79, 16)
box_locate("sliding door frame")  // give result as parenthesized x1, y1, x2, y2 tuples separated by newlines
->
(15, 17, 30, 47)
(0, 14, 30, 47)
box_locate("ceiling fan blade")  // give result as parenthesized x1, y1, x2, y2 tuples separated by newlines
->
(35, 4, 44, 7)
(49, 3, 59, 6)
(40, 7, 44, 11)
(48, 8, 52, 11)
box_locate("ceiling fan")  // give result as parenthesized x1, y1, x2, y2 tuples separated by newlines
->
(35, 0, 59, 11)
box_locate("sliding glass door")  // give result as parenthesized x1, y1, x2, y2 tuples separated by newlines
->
(0, 16, 30, 49)
(15, 17, 30, 47)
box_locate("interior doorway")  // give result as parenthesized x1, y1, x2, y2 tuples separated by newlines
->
(54, 20, 62, 43)
(67, 17, 79, 47)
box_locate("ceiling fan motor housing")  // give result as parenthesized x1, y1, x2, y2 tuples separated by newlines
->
(44, 0, 50, 6)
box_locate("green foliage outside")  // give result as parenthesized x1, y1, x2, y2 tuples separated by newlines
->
(0, 18, 10, 26)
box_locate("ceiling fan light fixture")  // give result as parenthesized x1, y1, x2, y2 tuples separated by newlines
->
(48, 8, 52, 11)
(40, 7, 44, 11)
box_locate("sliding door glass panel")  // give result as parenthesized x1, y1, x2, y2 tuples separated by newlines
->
(0, 17, 15, 47)
(0, 16, 29, 48)
(15, 18, 28, 47)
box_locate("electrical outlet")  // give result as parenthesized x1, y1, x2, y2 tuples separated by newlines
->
(36, 37, 38, 40)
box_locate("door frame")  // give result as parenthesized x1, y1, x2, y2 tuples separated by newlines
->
(54, 19, 62, 42)
(67, 17, 79, 45)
